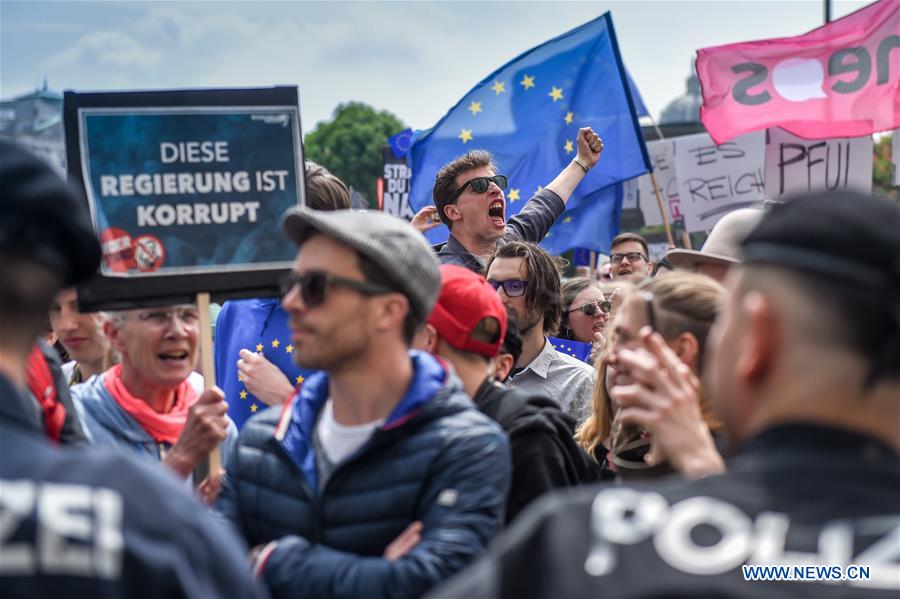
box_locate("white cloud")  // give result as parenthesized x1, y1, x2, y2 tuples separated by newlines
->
(42, 31, 163, 72)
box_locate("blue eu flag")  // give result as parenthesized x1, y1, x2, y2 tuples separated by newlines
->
(408, 12, 650, 253)
(548, 336, 593, 363)
(214, 298, 315, 430)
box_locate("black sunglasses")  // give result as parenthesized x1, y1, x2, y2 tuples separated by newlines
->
(487, 278, 528, 297)
(569, 299, 612, 317)
(453, 174, 508, 200)
(280, 271, 393, 308)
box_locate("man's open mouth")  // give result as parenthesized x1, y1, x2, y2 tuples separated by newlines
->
(488, 200, 504, 223)
(158, 351, 189, 361)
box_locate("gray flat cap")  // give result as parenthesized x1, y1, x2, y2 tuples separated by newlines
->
(282, 207, 440, 319)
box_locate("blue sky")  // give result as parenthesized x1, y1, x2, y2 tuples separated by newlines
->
(1, 0, 869, 132)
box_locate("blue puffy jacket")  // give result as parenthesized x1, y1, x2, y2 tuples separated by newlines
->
(216, 351, 511, 599)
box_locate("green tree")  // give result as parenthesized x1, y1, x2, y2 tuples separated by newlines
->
(304, 102, 407, 207)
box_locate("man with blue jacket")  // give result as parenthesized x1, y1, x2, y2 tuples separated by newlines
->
(217, 207, 511, 598)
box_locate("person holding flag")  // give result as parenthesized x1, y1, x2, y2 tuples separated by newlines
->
(408, 12, 651, 261)
(423, 129, 603, 273)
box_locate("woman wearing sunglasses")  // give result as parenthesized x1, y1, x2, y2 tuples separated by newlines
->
(559, 278, 615, 363)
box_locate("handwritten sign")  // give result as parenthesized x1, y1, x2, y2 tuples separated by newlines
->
(764, 128, 873, 198)
(674, 131, 765, 233)
(622, 139, 682, 227)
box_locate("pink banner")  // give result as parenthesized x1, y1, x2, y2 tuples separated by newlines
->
(697, 0, 899, 144)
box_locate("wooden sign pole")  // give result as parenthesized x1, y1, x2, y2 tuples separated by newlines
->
(196, 291, 221, 482)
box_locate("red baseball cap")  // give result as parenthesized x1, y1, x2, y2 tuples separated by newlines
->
(428, 264, 508, 358)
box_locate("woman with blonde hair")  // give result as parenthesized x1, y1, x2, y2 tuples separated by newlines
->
(575, 271, 726, 479)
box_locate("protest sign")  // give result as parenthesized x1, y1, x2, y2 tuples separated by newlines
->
(674, 131, 765, 233)
(622, 139, 682, 227)
(64, 87, 305, 311)
(764, 128, 873, 198)
(380, 146, 414, 219)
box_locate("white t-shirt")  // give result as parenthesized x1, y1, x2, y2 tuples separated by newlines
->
(315, 399, 384, 464)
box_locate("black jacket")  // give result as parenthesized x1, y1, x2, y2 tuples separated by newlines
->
(473, 379, 601, 523)
(431, 423, 900, 598)
(0, 373, 265, 598)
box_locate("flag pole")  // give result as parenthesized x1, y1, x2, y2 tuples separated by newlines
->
(645, 113, 676, 248)
(649, 170, 676, 248)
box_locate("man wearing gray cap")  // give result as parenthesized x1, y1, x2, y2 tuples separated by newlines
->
(217, 208, 511, 599)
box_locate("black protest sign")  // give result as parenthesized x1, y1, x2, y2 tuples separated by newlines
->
(64, 87, 305, 311)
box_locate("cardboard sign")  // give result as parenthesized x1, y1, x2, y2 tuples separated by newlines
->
(622, 139, 682, 227)
(764, 128, 873, 198)
(674, 131, 765, 233)
(64, 87, 305, 310)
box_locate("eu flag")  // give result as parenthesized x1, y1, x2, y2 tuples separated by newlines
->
(408, 12, 650, 253)
(548, 336, 593, 363)
(214, 298, 315, 430)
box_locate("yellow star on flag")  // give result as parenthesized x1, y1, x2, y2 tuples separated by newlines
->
(549, 86, 564, 102)
(271, 339, 280, 348)
(458, 129, 473, 143)
(285, 344, 294, 353)
(255, 343, 264, 352)
(535, 185, 544, 194)
(468, 101, 482, 116)
(564, 140, 574, 154)
(520, 75, 535, 90)
(564, 111, 574, 125)
(239, 390, 248, 399)
(295, 375, 305, 385)
(564, 216, 573, 223)
(250, 403, 258, 413)
(508, 188, 521, 202)
(490, 80, 506, 95)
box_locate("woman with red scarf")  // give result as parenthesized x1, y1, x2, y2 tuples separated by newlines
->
(72, 305, 234, 480)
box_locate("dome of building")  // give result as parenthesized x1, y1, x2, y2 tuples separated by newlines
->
(659, 64, 701, 125)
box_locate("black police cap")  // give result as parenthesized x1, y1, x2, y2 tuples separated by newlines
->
(0, 141, 101, 285)
(741, 190, 900, 294)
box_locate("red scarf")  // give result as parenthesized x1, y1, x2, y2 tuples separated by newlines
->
(104, 364, 197, 445)
(26, 345, 66, 442)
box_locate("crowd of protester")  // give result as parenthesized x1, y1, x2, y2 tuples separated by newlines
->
(1, 130, 898, 598)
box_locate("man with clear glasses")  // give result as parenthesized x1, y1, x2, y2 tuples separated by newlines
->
(427, 127, 604, 274)
(486, 241, 594, 422)
(608, 232, 653, 282)
(73, 304, 235, 481)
